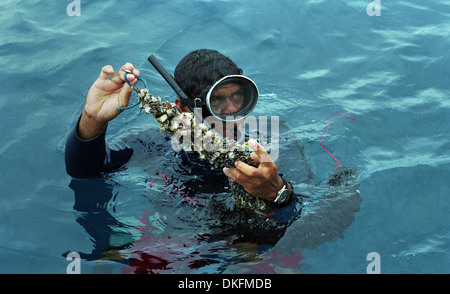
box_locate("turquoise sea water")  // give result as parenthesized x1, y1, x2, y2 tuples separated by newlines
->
(0, 0, 448, 274)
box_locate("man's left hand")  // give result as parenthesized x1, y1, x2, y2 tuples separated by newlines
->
(223, 139, 283, 201)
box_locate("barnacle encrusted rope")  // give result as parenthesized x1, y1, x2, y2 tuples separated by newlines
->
(120, 73, 269, 214)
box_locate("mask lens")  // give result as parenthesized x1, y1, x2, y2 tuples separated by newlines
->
(206, 75, 258, 121)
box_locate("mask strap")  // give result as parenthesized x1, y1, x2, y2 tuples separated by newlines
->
(179, 85, 211, 110)
(179, 97, 203, 110)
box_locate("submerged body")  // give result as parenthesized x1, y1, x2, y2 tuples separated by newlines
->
(65, 116, 361, 273)
(65, 120, 303, 246)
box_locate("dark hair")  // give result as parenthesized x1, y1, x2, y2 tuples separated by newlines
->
(174, 49, 243, 99)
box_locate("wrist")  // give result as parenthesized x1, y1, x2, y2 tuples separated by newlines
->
(266, 175, 284, 201)
(272, 175, 293, 207)
(78, 109, 108, 140)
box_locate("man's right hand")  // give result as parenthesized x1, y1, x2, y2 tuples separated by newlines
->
(78, 63, 140, 140)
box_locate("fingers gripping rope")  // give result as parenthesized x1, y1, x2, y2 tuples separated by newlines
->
(320, 113, 356, 167)
(117, 71, 149, 111)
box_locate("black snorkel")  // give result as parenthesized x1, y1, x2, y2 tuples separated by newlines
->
(148, 54, 204, 111)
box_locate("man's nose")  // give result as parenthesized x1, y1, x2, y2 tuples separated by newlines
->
(221, 99, 239, 115)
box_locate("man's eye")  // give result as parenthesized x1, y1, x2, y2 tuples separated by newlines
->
(233, 92, 243, 100)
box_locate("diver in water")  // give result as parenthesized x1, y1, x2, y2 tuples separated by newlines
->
(66, 49, 292, 205)
(65, 49, 361, 254)
(65, 49, 299, 245)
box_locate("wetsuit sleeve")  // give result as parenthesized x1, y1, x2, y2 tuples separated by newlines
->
(64, 116, 133, 179)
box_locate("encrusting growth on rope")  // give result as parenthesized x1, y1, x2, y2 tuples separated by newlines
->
(134, 87, 270, 214)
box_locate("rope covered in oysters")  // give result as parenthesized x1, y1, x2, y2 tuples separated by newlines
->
(133, 87, 270, 214)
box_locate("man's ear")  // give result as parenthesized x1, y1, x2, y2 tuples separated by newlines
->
(175, 97, 191, 113)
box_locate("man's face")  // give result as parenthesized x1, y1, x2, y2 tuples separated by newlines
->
(209, 83, 244, 115)
(205, 82, 244, 141)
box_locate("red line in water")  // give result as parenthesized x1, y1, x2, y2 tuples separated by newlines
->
(149, 174, 206, 206)
(320, 113, 356, 167)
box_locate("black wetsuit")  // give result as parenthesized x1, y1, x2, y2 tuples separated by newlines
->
(65, 117, 302, 245)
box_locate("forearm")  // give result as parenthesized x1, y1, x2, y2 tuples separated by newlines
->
(65, 115, 108, 179)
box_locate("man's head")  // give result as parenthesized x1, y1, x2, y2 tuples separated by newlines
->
(173, 49, 255, 140)
(174, 49, 243, 100)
